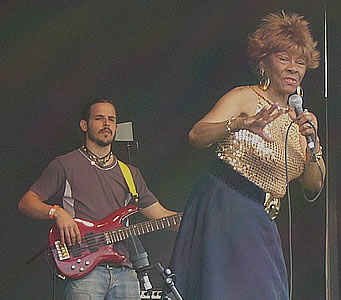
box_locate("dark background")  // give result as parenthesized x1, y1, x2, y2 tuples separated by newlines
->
(1, 1, 340, 299)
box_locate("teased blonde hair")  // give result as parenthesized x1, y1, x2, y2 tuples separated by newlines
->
(248, 11, 320, 71)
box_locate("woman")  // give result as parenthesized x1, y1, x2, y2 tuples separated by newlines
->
(170, 11, 325, 300)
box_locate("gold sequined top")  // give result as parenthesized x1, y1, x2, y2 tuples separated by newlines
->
(216, 88, 306, 199)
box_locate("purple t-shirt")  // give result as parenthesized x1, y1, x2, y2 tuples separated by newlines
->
(31, 148, 158, 266)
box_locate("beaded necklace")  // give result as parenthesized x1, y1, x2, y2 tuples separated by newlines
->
(81, 145, 113, 167)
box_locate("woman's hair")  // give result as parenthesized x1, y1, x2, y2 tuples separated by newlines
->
(247, 11, 320, 71)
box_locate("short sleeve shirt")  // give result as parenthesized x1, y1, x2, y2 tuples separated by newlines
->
(31, 148, 158, 266)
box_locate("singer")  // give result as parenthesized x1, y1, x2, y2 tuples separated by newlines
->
(170, 11, 325, 300)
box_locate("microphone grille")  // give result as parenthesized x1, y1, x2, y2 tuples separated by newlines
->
(288, 94, 303, 108)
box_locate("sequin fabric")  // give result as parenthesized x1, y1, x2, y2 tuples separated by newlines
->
(216, 88, 306, 199)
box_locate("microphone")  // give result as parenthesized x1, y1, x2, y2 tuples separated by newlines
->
(288, 94, 315, 151)
(128, 236, 153, 293)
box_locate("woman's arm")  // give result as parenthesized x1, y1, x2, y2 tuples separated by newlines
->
(296, 111, 326, 192)
(189, 86, 286, 148)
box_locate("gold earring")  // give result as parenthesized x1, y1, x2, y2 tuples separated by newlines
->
(296, 85, 303, 97)
(259, 68, 270, 91)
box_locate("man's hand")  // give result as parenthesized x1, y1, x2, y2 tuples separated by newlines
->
(54, 208, 81, 246)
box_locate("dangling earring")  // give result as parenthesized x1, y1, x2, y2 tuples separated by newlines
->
(296, 85, 303, 97)
(259, 67, 270, 91)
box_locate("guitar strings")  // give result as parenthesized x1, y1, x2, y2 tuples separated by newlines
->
(54, 213, 183, 253)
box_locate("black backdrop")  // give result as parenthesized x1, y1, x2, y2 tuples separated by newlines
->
(1, 1, 340, 299)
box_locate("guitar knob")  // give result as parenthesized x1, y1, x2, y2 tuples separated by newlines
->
(85, 261, 90, 266)
(77, 259, 82, 263)
(79, 267, 84, 272)
(71, 265, 76, 270)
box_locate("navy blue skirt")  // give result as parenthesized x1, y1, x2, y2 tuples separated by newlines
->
(170, 162, 288, 300)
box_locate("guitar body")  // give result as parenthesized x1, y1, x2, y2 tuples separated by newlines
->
(49, 205, 138, 279)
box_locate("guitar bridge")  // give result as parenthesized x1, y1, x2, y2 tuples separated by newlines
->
(55, 241, 70, 261)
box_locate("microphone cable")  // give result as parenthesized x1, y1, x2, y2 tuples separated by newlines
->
(284, 118, 325, 300)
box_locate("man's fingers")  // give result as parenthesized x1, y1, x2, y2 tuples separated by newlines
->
(75, 227, 82, 244)
(64, 229, 72, 246)
(70, 226, 82, 245)
(64, 225, 81, 246)
(69, 228, 77, 246)
(54, 208, 81, 246)
(59, 228, 65, 245)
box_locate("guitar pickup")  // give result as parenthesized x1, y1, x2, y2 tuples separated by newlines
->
(55, 241, 70, 261)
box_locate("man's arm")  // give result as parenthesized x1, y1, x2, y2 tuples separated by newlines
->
(18, 190, 81, 246)
(19, 190, 53, 219)
(140, 202, 179, 231)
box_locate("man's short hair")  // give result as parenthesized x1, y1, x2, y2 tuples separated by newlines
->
(81, 98, 115, 122)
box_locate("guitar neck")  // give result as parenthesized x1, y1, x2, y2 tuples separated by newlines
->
(109, 213, 183, 243)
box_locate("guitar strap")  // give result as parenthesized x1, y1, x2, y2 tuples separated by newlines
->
(117, 160, 139, 205)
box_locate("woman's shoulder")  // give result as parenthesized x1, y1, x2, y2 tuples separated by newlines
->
(206, 85, 258, 119)
(218, 85, 258, 109)
(225, 85, 257, 98)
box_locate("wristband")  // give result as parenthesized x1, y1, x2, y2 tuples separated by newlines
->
(48, 205, 60, 219)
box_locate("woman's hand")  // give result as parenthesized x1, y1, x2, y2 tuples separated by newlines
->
(294, 109, 320, 151)
(243, 103, 286, 142)
(294, 109, 325, 192)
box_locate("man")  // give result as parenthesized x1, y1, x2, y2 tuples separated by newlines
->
(18, 98, 177, 300)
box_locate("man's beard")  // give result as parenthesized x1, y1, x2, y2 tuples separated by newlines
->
(87, 128, 115, 147)
(96, 139, 112, 147)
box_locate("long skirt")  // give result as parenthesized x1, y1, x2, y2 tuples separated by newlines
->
(169, 162, 289, 300)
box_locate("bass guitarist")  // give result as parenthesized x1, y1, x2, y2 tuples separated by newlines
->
(18, 98, 178, 300)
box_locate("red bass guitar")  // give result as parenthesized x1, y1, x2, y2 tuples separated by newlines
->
(49, 205, 183, 279)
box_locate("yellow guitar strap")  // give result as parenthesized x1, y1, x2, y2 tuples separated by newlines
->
(117, 160, 139, 203)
